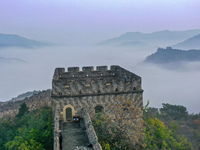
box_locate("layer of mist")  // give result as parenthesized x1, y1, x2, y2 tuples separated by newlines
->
(0, 46, 200, 114)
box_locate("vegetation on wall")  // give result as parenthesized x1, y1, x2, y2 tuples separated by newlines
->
(93, 101, 198, 150)
(92, 99, 144, 150)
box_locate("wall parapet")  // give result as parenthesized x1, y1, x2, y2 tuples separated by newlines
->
(82, 108, 102, 150)
(52, 65, 140, 80)
(52, 65, 142, 97)
(54, 109, 60, 150)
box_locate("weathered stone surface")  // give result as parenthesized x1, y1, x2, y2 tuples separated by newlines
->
(61, 121, 92, 150)
(82, 108, 99, 148)
(52, 65, 143, 150)
(78, 146, 87, 150)
(52, 65, 142, 98)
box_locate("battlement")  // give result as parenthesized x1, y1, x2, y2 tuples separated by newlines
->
(55, 65, 132, 72)
(68, 67, 79, 72)
(52, 65, 142, 97)
(53, 65, 139, 80)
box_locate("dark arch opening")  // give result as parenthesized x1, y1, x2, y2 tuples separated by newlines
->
(66, 107, 72, 121)
(95, 105, 103, 114)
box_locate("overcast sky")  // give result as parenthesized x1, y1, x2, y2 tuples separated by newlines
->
(1, 0, 200, 45)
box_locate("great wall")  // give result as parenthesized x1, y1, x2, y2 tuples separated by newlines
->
(0, 65, 143, 150)
(52, 65, 143, 150)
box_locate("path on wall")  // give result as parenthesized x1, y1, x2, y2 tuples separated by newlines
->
(61, 120, 93, 150)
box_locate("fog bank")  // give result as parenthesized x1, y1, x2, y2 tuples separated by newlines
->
(0, 46, 200, 114)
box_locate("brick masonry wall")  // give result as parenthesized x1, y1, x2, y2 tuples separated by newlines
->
(52, 65, 143, 120)
(52, 92, 143, 119)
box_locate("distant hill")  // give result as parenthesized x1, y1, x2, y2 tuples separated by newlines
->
(0, 57, 26, 64)
(0, 89, 51, 118)
(0, 33, 50, 48)
(144, 47, 200, 64)
(172, 34, 200, 50)
(97, 29, 200, 48)
(11, 90, 40, 101)
(118, 41, 149, 48)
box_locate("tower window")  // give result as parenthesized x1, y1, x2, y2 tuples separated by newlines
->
(95, 105, 103, 113)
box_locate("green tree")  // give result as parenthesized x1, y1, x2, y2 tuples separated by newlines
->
(144, 118, 193, 150)
(0, 117, 17, 149)
(6, 136, 45, 150)
(16, 103, 29, 118)
(2, 106, 53, 150)
(146, 107, 159, 119)
(160, 103, 188, 120)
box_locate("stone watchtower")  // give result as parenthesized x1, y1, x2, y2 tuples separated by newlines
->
(51, 65, 143, 150)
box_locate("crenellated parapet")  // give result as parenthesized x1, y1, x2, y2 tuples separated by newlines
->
(52, 65, 143, 97)
(53, 65, 140, 80)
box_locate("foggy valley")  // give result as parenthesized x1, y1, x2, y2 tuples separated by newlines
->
(1, 44, 200, 114)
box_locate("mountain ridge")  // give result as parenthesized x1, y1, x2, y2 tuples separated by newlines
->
(144, 47, 200, 64)
(0, 56, 26, 64)
(0, 33, 51, 48)
(172, 34, 200, 50)
(97, 29, 200, 47)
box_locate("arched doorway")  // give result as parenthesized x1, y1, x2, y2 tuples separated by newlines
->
(62, 105, 76, 122)
(66, 107, 72, 121)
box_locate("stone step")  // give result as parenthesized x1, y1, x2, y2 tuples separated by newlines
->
(61, 120, 93, 150)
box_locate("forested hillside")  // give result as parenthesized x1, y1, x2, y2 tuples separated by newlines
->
(0, 103, 53, 150)
(143, 102, 200, 150)
(1, 101, 199, 150)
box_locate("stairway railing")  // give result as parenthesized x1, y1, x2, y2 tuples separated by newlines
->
(82, 108, 102, 150)
(54, 109, 60, 150)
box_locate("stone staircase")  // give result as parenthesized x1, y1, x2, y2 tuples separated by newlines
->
(61, 120, 93, 150)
